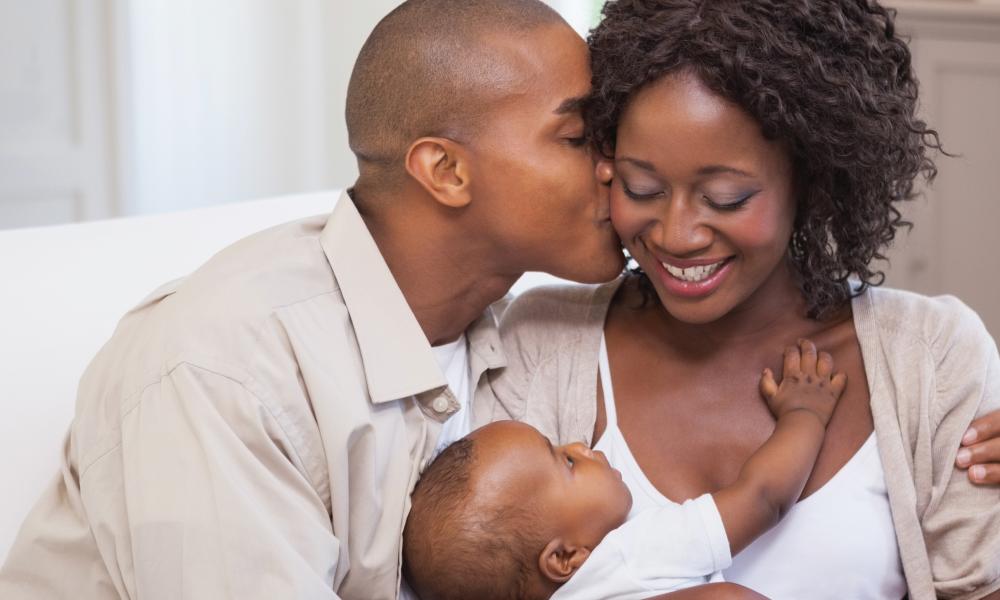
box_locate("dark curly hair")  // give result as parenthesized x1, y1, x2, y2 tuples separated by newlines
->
(587, 0, 944, 318)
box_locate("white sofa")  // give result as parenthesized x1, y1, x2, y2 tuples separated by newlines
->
(0, 189, 563, 563)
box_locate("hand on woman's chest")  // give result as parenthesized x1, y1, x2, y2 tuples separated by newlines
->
(599, 308, 875, 504)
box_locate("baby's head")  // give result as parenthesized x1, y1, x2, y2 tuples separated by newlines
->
(403, 420, 632, 600)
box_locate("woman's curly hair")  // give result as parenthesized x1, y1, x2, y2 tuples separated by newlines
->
(587, 0, 943, 318)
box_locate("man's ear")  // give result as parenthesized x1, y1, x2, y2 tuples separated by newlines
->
(538, 538, 591, 584)
(596, 154, 615, 187)
(405, 137, 472, 209)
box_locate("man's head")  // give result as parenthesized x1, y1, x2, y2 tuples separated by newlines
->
(346, 0, 624, 284)
(403, 421, 632, 600)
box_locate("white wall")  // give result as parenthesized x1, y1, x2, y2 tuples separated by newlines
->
(0, 0, 117, 229)
(121, 0, 599, 217)
(122, 1, 402, 215)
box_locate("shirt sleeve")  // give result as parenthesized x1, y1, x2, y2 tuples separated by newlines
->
(552, 494, 732, 600)
(95, 362, 341, 599)
(923, 299, 1000, 600)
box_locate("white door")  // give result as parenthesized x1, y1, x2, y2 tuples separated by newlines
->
(0, 0, 117, 230)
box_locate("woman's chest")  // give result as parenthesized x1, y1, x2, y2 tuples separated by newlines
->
(723, 433, 906, 600)
(604, 322, 875, 501)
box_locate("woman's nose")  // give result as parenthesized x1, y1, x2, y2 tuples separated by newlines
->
(660, 196, 713, 256)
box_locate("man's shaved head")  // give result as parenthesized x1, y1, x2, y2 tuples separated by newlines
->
(346, 0, 566, 182)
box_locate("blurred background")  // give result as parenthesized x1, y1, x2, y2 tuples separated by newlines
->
(0, 0, 997, 337)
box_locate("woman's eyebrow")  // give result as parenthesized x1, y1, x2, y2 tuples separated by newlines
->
(696, 165, 754, 178)
(617, 157, 658, 172)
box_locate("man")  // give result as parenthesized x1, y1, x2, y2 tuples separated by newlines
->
(0, 0, 623, 598)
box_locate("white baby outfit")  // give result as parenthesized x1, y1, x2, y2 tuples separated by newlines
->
(550, 337, 733, 600)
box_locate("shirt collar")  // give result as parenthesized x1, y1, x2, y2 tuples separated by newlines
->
(467, 303, 507, 381)
(320, 191, 446, 404)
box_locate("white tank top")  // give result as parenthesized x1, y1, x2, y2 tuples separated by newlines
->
(593, 336, 907, 600)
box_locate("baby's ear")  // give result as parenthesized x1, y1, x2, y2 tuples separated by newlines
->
(538, 538, 591, 583)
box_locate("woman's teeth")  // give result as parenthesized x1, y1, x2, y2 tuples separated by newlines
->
(662, 260, 726, 283)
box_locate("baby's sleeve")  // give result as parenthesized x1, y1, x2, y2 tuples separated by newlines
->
(552, 494, 732, 600)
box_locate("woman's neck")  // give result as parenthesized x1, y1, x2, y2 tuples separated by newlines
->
(643, 259, 816, 351)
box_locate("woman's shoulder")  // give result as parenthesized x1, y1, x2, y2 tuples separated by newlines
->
(859, 285, 993, 354)
(500, 278, 622, 342)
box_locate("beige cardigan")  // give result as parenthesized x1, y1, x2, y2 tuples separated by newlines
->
(480, 277, 1000, 600)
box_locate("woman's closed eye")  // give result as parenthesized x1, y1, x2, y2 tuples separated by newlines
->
(623, 184, 664, 201)
(703, 190, 759, 211)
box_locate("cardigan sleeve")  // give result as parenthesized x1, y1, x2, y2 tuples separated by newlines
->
(486, 283, 609, 444)
(921, 296, 1000, 600)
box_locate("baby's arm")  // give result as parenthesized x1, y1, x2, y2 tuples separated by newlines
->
(713, 339, 846, 555)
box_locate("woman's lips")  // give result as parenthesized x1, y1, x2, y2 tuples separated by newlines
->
(653, 256, 735, 299)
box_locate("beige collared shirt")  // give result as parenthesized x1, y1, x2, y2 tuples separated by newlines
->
(0, 191, 506, 600)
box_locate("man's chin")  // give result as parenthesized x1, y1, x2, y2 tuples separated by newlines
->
(556, 254, 626, 285)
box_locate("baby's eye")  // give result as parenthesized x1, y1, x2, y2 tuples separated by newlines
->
(566, 456, 575, 469)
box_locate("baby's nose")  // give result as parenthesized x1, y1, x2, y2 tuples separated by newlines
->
(569, 442, 595, 459)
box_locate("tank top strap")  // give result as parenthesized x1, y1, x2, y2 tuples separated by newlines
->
(598, 334, 619, 427)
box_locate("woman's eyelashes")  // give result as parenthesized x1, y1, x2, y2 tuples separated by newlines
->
(621, 182, 759, 210)
(622, 184, 664, 201)
(704, 191, 759, 211)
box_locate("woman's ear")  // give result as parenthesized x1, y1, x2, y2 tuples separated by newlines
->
(405, 137, 473, 209)
(538, 538, 591, 583)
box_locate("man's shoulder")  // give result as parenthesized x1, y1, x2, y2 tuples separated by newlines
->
(75, 215, 349, 429)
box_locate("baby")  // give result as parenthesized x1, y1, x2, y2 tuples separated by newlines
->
(404, 340, 845, 600)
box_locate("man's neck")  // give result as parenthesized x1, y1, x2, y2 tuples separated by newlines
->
(357, 191, 519, 346)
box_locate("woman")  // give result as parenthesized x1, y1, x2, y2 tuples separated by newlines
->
(484, 1, 1000, 598)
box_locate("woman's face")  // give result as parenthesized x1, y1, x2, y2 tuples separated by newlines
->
(610, 72, 798, 325)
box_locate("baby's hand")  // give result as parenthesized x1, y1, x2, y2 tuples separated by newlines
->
(759, 339, 846, 427)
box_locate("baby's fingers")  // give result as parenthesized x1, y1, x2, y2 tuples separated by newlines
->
(798, 339, 818, 374)
(830, 371, 848, 399)
(760, 368, 778, 400)
(782, 345, 801, 378)
(817, 351, 834, 378)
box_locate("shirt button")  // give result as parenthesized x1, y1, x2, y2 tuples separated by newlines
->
(432, 397, 450, 414)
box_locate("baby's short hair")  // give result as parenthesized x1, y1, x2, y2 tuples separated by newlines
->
(403, 437, 548, 600)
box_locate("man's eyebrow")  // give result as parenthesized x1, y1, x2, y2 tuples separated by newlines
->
(554, 95, 587, 115)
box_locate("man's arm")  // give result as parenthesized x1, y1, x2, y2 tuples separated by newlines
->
(112, 363, 342, 598)
(1, 361, 345, 599)
(713, 340, 845, 555)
